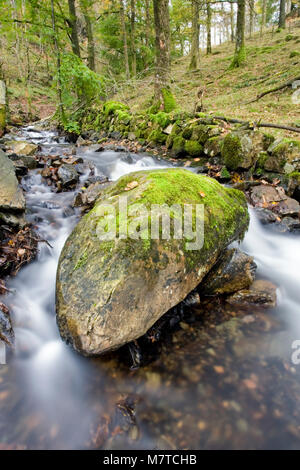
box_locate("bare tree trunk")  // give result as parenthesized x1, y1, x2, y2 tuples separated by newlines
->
(153, 0, 175, 111)
(260, 0, 266, 36)
(231, 0, 246, 67)
(230, 2, 235, 42)
(279, 0, 286, 28)
(249, 0, 254, 37)
(207, 1, 212, 54)
(130, 0, 136, 76)
(189, 0, 200, 69)
(120, 0, 130, 79)
(68, 0, 81, 57)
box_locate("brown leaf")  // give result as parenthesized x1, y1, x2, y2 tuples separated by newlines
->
(124, 181, 139, 191)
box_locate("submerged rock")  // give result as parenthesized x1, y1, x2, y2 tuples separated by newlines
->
(199, 248, 256, 296)
(226, 280, 277, 309)
(56, 168, 249, 356)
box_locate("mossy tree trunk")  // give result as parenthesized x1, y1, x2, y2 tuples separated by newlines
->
(120, 0, 130, 80)
(279, 0, 286, 28)
(145, 0, 151, 47)
(153, 0, 176, 112)
(67, 0, 81, 58)
(80, 0, 95, 71)
(231, 0, 246, 68)
(130, 0, 137, 77)
(189, 0, 200, 69)
(206, 1, 212, 54)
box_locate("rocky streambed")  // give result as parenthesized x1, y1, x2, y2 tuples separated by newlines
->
(0, 126, 300, 449)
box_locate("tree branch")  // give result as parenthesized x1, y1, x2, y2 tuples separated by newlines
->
(246, 75, 300, 104)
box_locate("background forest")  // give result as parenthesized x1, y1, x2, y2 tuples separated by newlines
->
(0, 0, 299, 134)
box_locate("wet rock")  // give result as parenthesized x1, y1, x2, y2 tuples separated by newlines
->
(128, 132, 136, 141)
(0, 149, 25, 215)
(73, 181, 111, 208)
(7, 140, 38, 156)
(250, 184, 285, 206)
(0, 211, 26, 227)
(264, 139, 300, 173)
(76, 136, 87, 147)
(12, 159, 28, 177)
(280, 217, 300, 232)
(255, 207, 278, 225)
(221, 130, 264, 170)
(9, 154, 37, 169)
(273, 197, 300, 217)
(226, 280, 277, 309)
(110, 131, 122, 140)
(199, 248, 256, 296)
(57, 164, 79, 189)
(56, 169, 249, 356)
(0, 302, 14, 347)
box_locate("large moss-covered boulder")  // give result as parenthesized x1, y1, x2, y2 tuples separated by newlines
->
(56, 169, 249, 356)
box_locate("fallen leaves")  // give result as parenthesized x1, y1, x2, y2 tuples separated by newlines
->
(124, 181, 139, 191)
(0, 226, 38, 277)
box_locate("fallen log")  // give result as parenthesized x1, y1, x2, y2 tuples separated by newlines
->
(212, 115, 300, 134)
(246, 75, 300, 104)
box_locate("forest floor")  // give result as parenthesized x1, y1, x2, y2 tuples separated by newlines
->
(113, 22, 300, 138)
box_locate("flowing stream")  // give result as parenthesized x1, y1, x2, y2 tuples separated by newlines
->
(1, 127, 300, 449)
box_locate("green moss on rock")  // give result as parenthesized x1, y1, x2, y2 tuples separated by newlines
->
(221, 133, 243, 170)
(184, 140, 203, 157)
(172, 136, 186, 157)
(56, 168, 249, 355)
(148, 129, 167, 144)
(103, 101, 129, 117)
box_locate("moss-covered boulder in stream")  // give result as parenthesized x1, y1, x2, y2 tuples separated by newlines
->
(56, 169, 249, 356)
